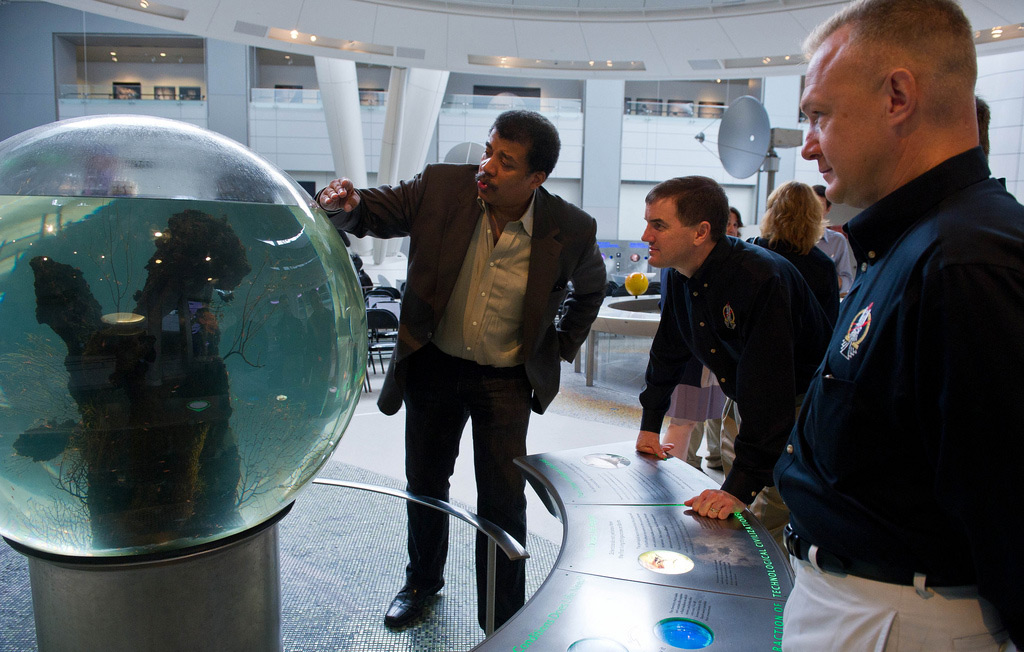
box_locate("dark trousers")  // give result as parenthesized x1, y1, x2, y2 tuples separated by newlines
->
(402, 344, 532, 630)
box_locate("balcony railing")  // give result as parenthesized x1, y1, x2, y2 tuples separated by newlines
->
(59, 84, 205, 101)
(624, 98, 726, 118)
(442, 94, 581, 114)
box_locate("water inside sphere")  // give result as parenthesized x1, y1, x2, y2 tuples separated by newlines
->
(0, 116, 366, 556)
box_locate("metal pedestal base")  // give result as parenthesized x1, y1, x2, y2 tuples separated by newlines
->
(10, 512, 285, 652)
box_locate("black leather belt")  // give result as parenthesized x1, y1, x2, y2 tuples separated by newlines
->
(783, 524, 971, 588)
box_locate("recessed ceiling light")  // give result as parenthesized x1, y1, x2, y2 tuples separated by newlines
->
(974, 22, 1023, 45)
(160, 52, 166, 57)
(93, 0, 187, 21)
(468, 54, 645, 71)
(268, 27, 395, 56)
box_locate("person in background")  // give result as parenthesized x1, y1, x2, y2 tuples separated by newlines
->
(634, 176, 831, 545)
(811, 184, 856, 298)
(976, 95, 991, 158)
(751, 181, 839, 325)
(665, 203, 741, 472)
(351, 253, 373, 291)
(317, 110, 605, 633)
(776, 0, 1023, 648)
(659, 265, 727, 472)
(726, 206, 742, 238)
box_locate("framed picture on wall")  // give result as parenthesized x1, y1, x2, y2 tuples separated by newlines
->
(473, 84, 541, 110)
(666, 100, 694, 117)
(112, 82, 141, 100)
(636, 98, 663, 116)
(359, 88, 384, 106)
(179, 86, 202, 101)
(274, 84, 303, 103)
(154, 86, 176, 100)
(697, 101, 724, 118)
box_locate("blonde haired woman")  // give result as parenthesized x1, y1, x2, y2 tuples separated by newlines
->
(750, 181, 839, 324)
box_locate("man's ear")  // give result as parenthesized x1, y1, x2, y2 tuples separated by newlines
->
(886, 68, 917, 127)
(694, 221, 712, 245)
(529, 170, 548, 190)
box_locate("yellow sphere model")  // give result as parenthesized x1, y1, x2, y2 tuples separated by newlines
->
(624, 272, 649, 296)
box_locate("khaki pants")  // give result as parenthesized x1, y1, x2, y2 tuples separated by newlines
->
(720, 398, 792, 549)
(784, 559, 1016, 651)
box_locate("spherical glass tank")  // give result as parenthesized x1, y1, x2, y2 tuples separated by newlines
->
(0, 116, 367, 556)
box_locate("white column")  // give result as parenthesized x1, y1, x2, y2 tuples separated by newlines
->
(581, 79, 625, 239)
(373, 66, 449, 264)
(314, 56, 372, 256)
(758, 75, 803, 214)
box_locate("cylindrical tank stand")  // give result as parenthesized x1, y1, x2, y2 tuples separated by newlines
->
(5, 506, 290, 652)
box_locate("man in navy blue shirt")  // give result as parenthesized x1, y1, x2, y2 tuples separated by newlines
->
(635, 176, 831, 544)
(776, 0, 1023, 648)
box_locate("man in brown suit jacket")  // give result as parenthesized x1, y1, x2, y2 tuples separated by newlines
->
(318, 110, 605, 631)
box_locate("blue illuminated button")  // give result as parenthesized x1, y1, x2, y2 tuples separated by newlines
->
(656, 618, 714, 649)
(567, 638, 629, 652)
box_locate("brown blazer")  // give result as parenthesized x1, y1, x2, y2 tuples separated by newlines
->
(329, 163, 606, 415)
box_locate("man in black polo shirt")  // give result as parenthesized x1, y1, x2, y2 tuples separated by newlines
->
(775, 0, 1023, 648)
(635, 176, 831, 544)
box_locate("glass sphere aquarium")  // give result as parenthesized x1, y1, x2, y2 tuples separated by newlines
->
(0, 115, 366, 557)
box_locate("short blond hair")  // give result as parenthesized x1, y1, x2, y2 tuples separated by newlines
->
(805, 0, 976, 120)
(760, 181, 825, 255)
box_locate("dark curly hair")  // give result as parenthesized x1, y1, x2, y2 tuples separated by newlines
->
(491, 110, 561, 176)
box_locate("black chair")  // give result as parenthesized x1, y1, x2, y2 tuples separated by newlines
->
(366, 308, 399, 374)
(367, 286, 402, 300)
(606, 281, 619, 297)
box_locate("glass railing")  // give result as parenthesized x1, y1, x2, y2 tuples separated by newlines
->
(624, 98, 725, 118)
(59, 84, 205, 101)
(441, 94, 581, 114)
(247, 89, 583, 115)
(250, 88, 324, 105)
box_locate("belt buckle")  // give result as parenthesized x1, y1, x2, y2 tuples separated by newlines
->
(783, 524, 799, 558)
(807, 544, 824, 573)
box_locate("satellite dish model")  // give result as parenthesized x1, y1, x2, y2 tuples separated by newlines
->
(444, 141, 485, 164)
(717, 96, 772, 179)
(696, 95, 804, 196)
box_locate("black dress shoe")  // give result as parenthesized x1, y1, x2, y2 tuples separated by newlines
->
(384, 581, 444, 628)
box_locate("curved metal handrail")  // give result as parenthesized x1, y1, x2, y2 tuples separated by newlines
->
(312, 477, 529, 635)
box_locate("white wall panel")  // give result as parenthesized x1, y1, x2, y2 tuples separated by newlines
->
(372, 5, 449, 55)
(512, 18, 590, 60)
(445, 15, 519, 63)
(296, 0, 379, 43)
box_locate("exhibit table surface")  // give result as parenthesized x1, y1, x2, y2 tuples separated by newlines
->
(473, 440, 791, 651)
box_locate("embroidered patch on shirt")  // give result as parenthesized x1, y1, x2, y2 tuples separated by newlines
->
(840, 302, 873, 360)
(723, 302, 736, 330)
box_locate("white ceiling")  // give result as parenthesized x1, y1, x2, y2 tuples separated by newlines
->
(42, 0, 1024, 80)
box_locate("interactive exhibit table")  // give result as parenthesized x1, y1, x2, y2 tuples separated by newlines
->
(474, 441, 791, 651)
